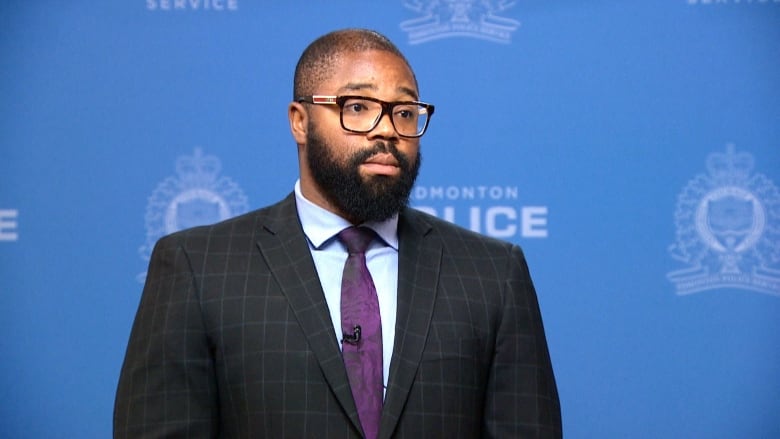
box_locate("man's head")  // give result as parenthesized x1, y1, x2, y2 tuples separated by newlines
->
(288, 29, 431, 225)
(292, 29, 417, 101)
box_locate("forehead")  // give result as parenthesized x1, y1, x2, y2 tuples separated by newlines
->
(322, 50, 418, 99)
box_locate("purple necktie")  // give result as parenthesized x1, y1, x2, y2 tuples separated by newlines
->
(338, 226, 383, 439)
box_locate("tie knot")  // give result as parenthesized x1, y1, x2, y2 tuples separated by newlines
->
(338, 226, 376, 254)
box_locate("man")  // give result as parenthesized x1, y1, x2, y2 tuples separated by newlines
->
(115, 28, 561, 438)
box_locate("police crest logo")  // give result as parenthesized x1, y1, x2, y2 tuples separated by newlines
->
(137, 148, 249, 282)
(400, 0, 520, 44)
(667, 144, 780, 296)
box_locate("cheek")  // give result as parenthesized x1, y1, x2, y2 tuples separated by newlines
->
(398, 141, 420, 162)
(308, 123, 351, 160)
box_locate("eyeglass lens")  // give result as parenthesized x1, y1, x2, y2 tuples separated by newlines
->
(341, 97, 428, 136)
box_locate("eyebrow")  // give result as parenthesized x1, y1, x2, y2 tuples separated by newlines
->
(337, 82, 419, 100)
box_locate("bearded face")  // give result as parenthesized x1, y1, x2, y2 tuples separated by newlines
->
(305, 120, 421, 223)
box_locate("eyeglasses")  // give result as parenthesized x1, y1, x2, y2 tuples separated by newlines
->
(296, 95, 435, 138)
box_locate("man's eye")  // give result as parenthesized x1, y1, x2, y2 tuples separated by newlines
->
(343, 101, 368, 114)
(395, 106, 417, 120)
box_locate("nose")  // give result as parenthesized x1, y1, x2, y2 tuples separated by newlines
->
(368, 111, 398, 140)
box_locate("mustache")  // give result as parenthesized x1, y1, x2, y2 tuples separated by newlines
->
(352, 141, 410, 169)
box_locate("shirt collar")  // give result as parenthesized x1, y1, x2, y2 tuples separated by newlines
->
(294, 180, 399, 250)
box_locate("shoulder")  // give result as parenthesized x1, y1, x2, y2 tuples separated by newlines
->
(400, 207, 519, 256)
(400, 208, 535, 288)
(156, 193, 297, 250)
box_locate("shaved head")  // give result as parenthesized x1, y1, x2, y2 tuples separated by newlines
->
(293, 28, 417, 99)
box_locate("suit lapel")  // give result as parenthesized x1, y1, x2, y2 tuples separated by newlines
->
(254, 194, 363, 434)
(380, 209, 442, 439)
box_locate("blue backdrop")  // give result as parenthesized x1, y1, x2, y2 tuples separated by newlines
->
(2, 1, 779, 437)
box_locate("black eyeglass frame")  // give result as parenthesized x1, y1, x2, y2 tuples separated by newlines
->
(296, 95, 435, 138)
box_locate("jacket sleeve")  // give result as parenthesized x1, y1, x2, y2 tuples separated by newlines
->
(482, 244, 562, 438)
(114, 235, 219, 438)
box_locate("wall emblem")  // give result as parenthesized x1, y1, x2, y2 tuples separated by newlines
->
(401, 0, 520, 44)
(137, 148, 249, 282)
(667, 144, 780, 296)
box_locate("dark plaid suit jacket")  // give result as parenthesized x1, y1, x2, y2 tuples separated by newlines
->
(114, 193, 561, 438)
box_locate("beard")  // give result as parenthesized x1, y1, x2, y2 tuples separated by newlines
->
(305, 124, 421, 223)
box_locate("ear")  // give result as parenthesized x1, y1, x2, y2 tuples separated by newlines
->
(288, 101, 308, 145)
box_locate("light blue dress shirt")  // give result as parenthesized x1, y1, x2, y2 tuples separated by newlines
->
(294, 180, 398, 394)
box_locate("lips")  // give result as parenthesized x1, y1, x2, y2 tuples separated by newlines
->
(364, 153, 399, 167)
(361, 153, 400, 176)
